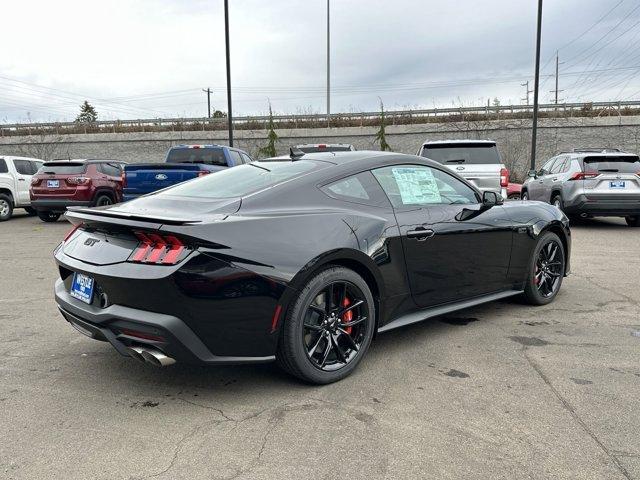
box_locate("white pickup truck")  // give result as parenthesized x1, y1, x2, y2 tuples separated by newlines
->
(0, 156, 44, 221)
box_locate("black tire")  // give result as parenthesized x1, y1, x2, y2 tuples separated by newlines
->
(0, 194, 13, 221)
(522, 232, 566, 306)
(94, 194, 114, 207)
(521, 190, 529, 201)
(37, 211, 61, 223)
(24, 207, 37, 216)
(508, 193, 521, 200)
(626, 216, 640, 227)
(276, 266, 376, 384)
(551, 193, 564, 211)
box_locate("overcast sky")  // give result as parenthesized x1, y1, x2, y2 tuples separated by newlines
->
(2, 0, 640, 123)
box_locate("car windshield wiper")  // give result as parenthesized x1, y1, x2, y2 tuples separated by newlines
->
(248, 163, 271, 172)
(445, 159, 466, 164)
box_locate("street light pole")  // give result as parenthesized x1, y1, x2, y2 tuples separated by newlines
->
(224, 0, 234, 146)
(326, 0, 330, 127)
(530, 0, 543, 173)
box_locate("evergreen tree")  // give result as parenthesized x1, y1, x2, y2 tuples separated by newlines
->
(375, 100, 391, 151)
(258, 103, 278, 158)
(75, 101, 98, 123)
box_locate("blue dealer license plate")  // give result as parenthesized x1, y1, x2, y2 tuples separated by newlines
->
(610, 181, 625, 189)
(70, 273, 95, 304)
(47, 180, 59, 188)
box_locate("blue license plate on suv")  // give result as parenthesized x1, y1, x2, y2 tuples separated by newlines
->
(70, 273, 95, 304)
(610, 181, 626, 189)
(47, 180, 60, 188)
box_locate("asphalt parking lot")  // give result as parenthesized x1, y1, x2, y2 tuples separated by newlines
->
(1, 211, 639, 480)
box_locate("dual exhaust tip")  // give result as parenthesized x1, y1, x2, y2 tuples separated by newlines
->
(125, 346, 176, 367)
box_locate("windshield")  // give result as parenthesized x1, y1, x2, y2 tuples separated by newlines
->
(156, 160, 323, 199)
(583, 156, 640, 173)
(38, 162, 87, 174)
(166, 148, 227, 166)
(421, 143, 501, 164)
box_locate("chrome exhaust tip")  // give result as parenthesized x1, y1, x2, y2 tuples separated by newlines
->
(580, 213, 589, 218)
(125, 346, 147, 364)
(140, 348, 176, 367)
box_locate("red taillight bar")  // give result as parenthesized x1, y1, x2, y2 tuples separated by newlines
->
(570, 171, 601, 180)
(130, 231, 186, 265)
(500, 168, 509, 188)
(197, 170, 210, 177)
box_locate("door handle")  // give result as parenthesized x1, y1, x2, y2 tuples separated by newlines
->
(552, 177, 558, 181)
(406, 228, 435, 241)
(18, 178, 25, 181)
(538, 180, 543, 183)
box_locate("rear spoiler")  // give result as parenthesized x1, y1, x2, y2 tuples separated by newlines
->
(65, 207, 203, 227)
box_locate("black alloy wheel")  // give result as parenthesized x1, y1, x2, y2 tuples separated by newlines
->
(37, 211, 61, 223)
(95, 194, 113, 207)
(523, 232, 565, 305)
(277, 267, 375, 384)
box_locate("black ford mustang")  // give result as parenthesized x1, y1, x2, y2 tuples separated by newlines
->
(54, 151, 570, 384)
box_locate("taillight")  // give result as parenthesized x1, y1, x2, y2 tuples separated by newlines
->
(129, 231, 187, 265)
(500, 168, 509, 188)
(570, 171, 600, 180)
(63, 223, 83, 242)
(67, 176, 91, 185)
(197, 170, 210, 177)
(31, 177, 40, 186)
(121, 169, 127, 188)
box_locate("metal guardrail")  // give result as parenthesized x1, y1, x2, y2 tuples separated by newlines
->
(1, 100, 638, 136)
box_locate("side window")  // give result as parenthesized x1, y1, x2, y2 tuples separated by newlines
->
(241, 153, 253, 163)
(100, 163, 122, 177)
(550, 156, 566, 174)
(320, 171, 390, 208)
(372, 165, 478, 208)
(540, 157, 556, 175)
(31, 161, 43, 174)
(0, 159, 9, 173)
(228, 150, 242, 165)
(13, 159, 33, 175)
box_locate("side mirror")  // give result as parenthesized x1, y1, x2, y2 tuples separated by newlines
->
(527, 169, 537, 179)
(482, 191, 503, 207)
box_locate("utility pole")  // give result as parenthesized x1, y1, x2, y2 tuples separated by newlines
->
(224, 0, 234, 146)
(326, 0, 330, 127)
(202, 88, 212, 118)
(530, 0, 543, 174)
(550, 51, 564, 105)
(521, 80, 533, 105)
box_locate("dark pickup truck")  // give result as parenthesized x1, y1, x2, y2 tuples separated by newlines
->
(123, 144, 253, 201)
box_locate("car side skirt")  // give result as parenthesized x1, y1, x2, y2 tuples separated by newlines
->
(378, 289, 523, 333)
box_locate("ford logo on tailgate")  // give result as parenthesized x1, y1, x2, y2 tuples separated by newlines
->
(155, 173, 168, 181)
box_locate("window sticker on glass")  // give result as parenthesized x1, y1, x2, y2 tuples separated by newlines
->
(392, 167, 441, 204)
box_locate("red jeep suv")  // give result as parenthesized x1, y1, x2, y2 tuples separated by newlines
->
(30, 160, 126, 222)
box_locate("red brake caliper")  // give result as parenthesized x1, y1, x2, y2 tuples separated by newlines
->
(341, 297, 353, 335)
(534, 265, 540, 284)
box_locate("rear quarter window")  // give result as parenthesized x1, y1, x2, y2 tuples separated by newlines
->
(320, 171, 390, 208)
(421, 143, 501, 165)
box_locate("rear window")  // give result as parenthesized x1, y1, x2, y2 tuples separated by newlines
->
(166, 147, 226, 166)
(0, 159, 8, 173)
(421, 143, 501, 165)
(583, 156, 640, 173)
(38, 162, 87, 174)
(297, 145, 352, 153)
(156, 160, 322, 199)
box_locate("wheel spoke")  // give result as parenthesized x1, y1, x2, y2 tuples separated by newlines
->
(342, 315, 367, 328)
(319, 336, 332, 367)
(307, 331, 326, 357)
(548, 243, 558, 261)
(337, 328, 359, 352)
(309, 304, 326, 317)
(303, 322, 323, 331)
(338, 299, 364, 316)
(331, 335, 347, 363)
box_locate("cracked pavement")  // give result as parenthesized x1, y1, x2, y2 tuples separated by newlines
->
(1, 212, 639, 479)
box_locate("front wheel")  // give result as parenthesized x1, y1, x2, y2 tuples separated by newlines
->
(551, 194, 564, 210)
(277, 266, 375, 384)
(37, 211, 61, 223)
(521, 191, 529, 201)
(626, 216, 640, 227)
(522, 232, 565, 305)
(94, 194, 114, 207)
(0, 194, 13, 221)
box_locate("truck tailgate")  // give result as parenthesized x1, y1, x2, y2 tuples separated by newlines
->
(123, 163, 204, 199)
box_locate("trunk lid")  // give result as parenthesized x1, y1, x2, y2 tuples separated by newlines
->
(582, 155, 640, 197)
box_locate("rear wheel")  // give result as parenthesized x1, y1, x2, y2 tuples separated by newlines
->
(24, 207, 37, 216)
(277, 266, 375, 384)
(508, 193, 521, 200)
(0, 194, 13, 221)
(551, 194, 564, 210)
(522, 232, 565, 305)
(94, 194, 114, 207)
(521, 190, 529, 201)
(37, 211, 61, 223)
(626, 215, 640, 227)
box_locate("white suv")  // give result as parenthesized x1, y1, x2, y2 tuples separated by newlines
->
(0, 156, 44, 221)
(418, 140, 508, 199)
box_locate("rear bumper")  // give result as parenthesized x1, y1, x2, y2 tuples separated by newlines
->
(31, 199, 91, 212)
(564, 194, 640, 216)
(54, 278, 275, 365)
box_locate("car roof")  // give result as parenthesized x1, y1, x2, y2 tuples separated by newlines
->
(260, 150, 395, 166)
(294, 143, 353, 147)
(44, 159, 126, 164)
(422, 139, 496, 146)
(565, 152, 638, 159)
(0, 155, 43, 161)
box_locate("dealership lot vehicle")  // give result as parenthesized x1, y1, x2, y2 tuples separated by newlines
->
(522, 148, 640, 226)
(418, 139, 509, 199)
(123, 144, 253, 201)
(53, 151, 569, 384)
(0, 155, 43, 221)
(294, 143, 356, 153)
(507, 181, 522, 199)
(30, 160, 126, 222)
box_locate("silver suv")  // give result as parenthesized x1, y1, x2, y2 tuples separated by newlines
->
(522, 148, 640, 227)
(418, 140, 508, 198)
